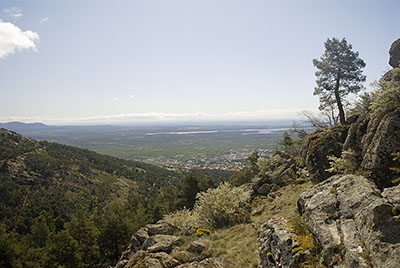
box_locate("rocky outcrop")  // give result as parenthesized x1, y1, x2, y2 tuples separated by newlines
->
(115, 220, 226, 268)
(298, 175, 400, 267)
(361, 109, 400, 188)
(257, 217, 311, 268)
(252, 152, 306, 197)
(303, 125, 349, 183)
(389, 38, 400, 68)
(115, 221, 182, 268)
(343, 115, 369, 154)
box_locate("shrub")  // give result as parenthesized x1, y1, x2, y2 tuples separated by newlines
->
(370, 72, 400, 115)
(194, 182, 250, 228)
(288, 215, 318, 266)
(326, 150, 358, 174)
(165, 182, 251, 231)
(164, 208, 200, 235)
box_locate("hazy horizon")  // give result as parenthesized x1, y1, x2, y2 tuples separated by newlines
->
(0, 117, 307, 127)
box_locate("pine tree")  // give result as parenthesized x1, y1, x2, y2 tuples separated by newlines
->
(313, 38, 366, 124)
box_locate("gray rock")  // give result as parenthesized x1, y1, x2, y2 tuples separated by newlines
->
(257, 217, 304, 268)
(343, 116, 368, 154)
(382, 184, 400, 206)
(298, 174, 400, 268)
(303, 125, 349, 183)
(118, 250, 180, 268)
(257, 183, 273, 196)
(143, 235, 182, 253)
(270, 159, 295, 186)
(361, 109, 400, 188)
(188, 241, 205, 253)
(253, 177, 269, 192)
(151, 252, 181, 268)
(136, 226, 150, 244)
(147, 221, 178, 235)
(117, 235, 142, 263)
(389, 38, 400, 68)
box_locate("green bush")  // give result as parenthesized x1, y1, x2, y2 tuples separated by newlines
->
(326, 150, 359, 174)
(164, 208, 201, 235)
(194, 182, 250, 229)
(164, 182, 251, 231)
(370, 72, 400, 115)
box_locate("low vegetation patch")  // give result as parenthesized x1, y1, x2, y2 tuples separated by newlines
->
(288, 215, 322, 268)
(252, 182, 312, 225)
(164, 182, 251, 231)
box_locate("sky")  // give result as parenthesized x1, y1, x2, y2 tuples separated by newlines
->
(0, 0, 399, 125)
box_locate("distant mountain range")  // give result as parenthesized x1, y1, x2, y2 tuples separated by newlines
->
(0, 121, 51, 131)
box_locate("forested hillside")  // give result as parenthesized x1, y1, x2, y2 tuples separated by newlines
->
(0, 129, 218, 267)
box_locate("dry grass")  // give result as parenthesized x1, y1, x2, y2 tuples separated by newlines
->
(170, 223, 258, 268)
(204, 223, 259, 268)
(251, 182, 312, 225)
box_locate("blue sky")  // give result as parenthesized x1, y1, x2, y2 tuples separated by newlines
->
(0, 0, 399, 124)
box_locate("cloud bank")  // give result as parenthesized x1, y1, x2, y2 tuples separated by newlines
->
(0, 109, 305, 125)
(0, 19, 39, 58)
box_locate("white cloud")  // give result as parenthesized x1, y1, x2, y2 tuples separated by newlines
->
(0, 20, 39, 58)
(1, 7, 23, 22)
(113, 94, 135, 101)
(39, 17, 49, 25)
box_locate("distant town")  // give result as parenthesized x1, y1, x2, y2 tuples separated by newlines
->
(142, 149, 272, 171)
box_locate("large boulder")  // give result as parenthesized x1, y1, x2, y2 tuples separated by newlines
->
(389, 38, 400, 68)
(343, 115, 369, 154)
(298, 175, 400, 268)
(361, 109, 400, 188)
(303, 125, 349, 183)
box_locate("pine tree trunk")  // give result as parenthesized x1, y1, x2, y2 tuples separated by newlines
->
(334, 76, 346, 125)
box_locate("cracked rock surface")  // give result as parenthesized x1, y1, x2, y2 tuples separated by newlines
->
(298, 175, 400, 267)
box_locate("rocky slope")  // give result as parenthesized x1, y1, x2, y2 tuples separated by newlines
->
(256, 38, 400, 268)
